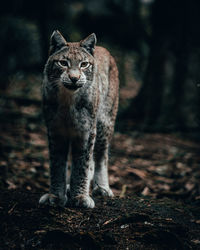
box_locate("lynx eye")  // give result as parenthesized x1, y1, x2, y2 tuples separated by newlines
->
(58, 60, 69, 67)
(80, 61, 89, 68)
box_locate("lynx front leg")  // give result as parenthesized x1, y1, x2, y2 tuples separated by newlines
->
(93, 139, 113, 197)
(68, 133, 95, 208)
(39, 132, 69, 207)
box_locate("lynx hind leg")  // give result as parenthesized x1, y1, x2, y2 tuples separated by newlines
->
(93, 55, 119, 198)
(92, 123, 114, 198)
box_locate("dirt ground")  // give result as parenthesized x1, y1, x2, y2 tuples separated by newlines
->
(1, 190, 200, 249)
(0, 75, 200, 249)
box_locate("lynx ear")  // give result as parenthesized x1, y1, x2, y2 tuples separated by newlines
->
(80, 33, 97, 55)
(49, 30, 67, 56)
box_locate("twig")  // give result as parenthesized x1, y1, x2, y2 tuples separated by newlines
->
(8, 203, 17, 215)
(120, 184, 127, 198)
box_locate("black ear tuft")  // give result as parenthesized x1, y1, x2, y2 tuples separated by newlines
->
(80, 33, 97, 55)
(49, 30, 67, 56)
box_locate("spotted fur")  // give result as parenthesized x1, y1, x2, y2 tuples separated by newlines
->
(39, 31, 119, 208)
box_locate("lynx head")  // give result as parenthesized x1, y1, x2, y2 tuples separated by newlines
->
(45, 31, 97, 91)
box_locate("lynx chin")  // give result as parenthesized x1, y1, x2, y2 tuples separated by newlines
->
(39, 31, 119, 208)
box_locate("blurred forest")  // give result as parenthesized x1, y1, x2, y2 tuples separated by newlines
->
(0, 0, 200, 203)
(1, 0, 200, 249)
(0, 0, 200, 206)
(0, 0, 200, 132)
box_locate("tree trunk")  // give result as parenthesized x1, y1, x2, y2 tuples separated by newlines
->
(125, 0, 200, 132)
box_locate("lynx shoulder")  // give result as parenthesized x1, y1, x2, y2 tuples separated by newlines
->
(39, 31, 119, 208)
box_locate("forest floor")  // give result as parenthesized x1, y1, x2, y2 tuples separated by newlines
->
(0, 75, 200, 249)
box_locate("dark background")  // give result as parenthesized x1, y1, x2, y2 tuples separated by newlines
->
(1, 0, 200, 133)
(0, 0, 200, 202)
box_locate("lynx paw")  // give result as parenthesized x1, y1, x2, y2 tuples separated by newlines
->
(92, 186, 114, 197)
(39, 193, 67, 207)
(68, 195, 95, 208)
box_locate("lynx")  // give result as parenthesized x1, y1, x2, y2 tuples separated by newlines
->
(39, 31, 119, 208)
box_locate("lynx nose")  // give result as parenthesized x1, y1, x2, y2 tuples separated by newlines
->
(68, 69, 81, 83)
(69, 75, 80, 83)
